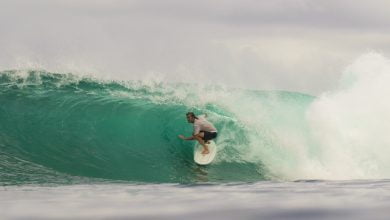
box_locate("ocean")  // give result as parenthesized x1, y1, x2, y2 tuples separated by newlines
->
(1, 70, 390, 219)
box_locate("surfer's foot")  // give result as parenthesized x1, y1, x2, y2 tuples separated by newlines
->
(201, 150, 209, 155)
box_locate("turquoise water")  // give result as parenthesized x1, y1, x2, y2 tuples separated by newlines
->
(3, 70, 390, 220)
(0, 70, 314, 185)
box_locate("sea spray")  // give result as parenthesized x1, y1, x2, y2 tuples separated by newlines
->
(306, 53, 390, 179)
(2, 54, 390, 185)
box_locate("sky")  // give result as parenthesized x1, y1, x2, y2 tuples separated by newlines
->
(1, 0, 390, 94)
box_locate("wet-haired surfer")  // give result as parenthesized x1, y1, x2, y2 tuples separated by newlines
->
(178, 112, 218, 155)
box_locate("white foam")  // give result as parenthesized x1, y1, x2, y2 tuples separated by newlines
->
(305, 52, 390, 179)
(203, 52, 390, 180)
(4, 52, 390, 180)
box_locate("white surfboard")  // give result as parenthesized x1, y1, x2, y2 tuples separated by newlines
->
(194, 140, 217, 165)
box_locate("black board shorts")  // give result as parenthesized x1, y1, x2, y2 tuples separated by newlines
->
(201, 131, 218, 141)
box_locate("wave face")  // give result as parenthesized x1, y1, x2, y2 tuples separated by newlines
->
(0, 70, 314, 184)
(4, 54, 390, 185)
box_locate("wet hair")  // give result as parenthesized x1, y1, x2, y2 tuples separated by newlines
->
(186, 112, 198, 119)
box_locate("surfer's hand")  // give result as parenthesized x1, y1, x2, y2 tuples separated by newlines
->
(178, 135, 185, 140)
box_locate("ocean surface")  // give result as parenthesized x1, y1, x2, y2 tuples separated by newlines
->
(1, 70, 390, 219)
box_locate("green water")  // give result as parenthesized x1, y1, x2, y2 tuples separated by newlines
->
(0, 70, 314, 185)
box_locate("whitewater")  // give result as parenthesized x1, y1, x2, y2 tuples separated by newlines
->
(2, 53, 390, 219)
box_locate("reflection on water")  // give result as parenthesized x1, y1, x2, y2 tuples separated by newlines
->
(193, 165, 209, 182)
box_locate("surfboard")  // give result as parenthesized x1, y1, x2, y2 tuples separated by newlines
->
(194, 140, 217, 165)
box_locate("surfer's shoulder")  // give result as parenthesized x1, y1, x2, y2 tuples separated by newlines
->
(199, 113, 207, 119)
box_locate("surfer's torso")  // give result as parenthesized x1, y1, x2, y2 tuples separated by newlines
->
(193, 116, 217, 135)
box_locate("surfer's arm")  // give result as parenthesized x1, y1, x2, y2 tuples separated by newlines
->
(179, 123, 200, 140)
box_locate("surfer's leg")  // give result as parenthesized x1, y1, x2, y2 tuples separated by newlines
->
(194, 133, 209, 154)
(203, 131, 214, 144)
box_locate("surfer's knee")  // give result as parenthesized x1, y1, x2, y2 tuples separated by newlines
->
(193, 134, 204, 143)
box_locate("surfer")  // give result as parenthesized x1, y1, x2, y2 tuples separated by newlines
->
(178, 112, 218, 155)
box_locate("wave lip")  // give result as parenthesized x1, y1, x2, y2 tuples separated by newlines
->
(1, 70, 287, 184)
(6, 61, 390, 184)
(9, 60, 390, 184)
